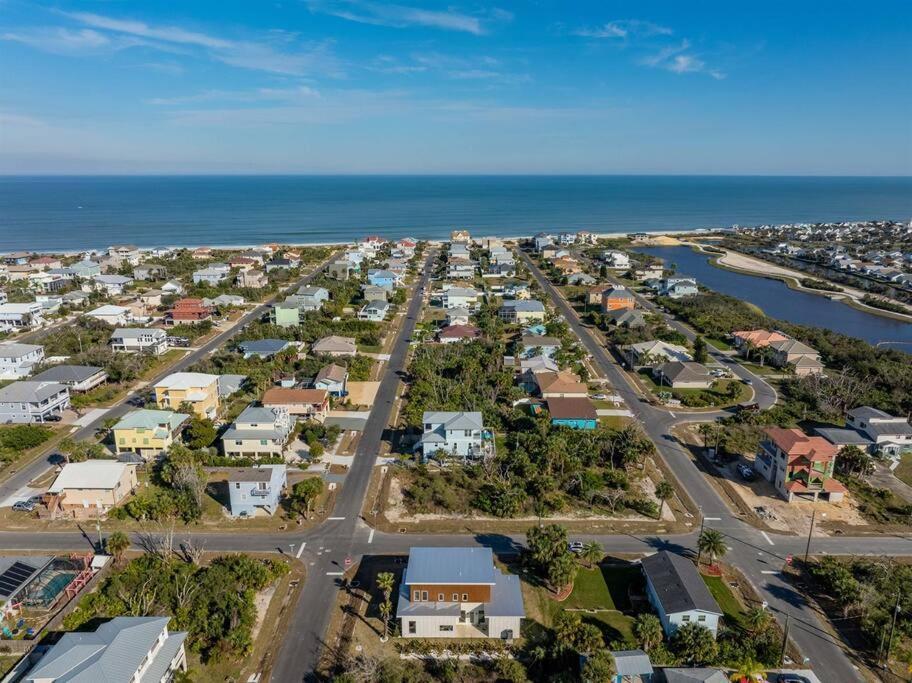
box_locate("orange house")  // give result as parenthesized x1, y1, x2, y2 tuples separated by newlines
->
(601, 287, 636, 312)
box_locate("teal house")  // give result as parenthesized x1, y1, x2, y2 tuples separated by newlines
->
(547, 397, 598, 430)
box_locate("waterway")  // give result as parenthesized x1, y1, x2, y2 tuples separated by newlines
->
(636, 246, 912, 351)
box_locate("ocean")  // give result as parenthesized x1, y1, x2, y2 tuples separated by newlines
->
(1, 175, 910, 252)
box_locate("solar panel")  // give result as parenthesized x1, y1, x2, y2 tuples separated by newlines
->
(0, 561, 38, 597)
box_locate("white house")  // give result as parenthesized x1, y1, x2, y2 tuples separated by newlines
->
(440, 287, 481, 310)
(358, 300, 390, 321)
(110, 328, 168, 355)
(0, 342, 44, 380)
(417, 411, 488, 461)
(192, 265, 230, 285)
(30, 365, 107, 392)
(603, 250, 631, 269)
(222, 405, 292, 458)
(641, 551, 722, 637)
(90, 274, 133, 296)
(397, 547, 524, 640)
(0, 302, 45, 332)
(845, 406, 912, 459)
(87, 304, 133, 326)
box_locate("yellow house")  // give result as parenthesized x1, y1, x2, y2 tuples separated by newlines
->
(153, 372, 220, 419)
(113, 408, 190, 459)
(46, 461, 138, 518)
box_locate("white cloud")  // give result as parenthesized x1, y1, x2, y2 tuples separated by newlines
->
(148, 85, 320, 106)
(641, 40, 725, 79)
(305, 0, 509, 35)
(573, 19, 672, 40)
(2, 27, 111, 54)
(63, 12, 231, 49)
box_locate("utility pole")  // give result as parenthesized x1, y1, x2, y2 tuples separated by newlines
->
(803, 509, 824, 564)
(884, 592, 902, 670)
(780, 611, 791, 666)
(696, 506, 705, 564)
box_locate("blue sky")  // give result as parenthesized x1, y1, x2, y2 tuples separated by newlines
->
(1, 0, 909, 174)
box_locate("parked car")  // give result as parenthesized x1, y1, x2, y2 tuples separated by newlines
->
(43, 414, 62, 422)
(12, 500, 36, 512)
(591, 393, 608, 400)
(568, 541, 585, 554)
(737, 464, 755, 480)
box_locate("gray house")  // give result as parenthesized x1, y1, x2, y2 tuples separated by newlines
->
(417, 411, 488, 461)
(23, 616, 188, 682)
(0, 381, 70, 423)
(641, 551, 722, 637)
(222, 405, 292, 458)
(30, 365, 107, 392)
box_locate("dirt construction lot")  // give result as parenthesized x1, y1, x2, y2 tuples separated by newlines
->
(345, 381, 380, 407)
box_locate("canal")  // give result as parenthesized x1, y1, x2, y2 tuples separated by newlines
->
(636, 246, 912, 352)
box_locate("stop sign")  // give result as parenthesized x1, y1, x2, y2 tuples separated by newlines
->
(786, 554, 793, 565)
(344, 556, 352, 567)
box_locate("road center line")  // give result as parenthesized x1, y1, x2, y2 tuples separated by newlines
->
(704, 516, 722, 521)
(368, 528, 375, 544)
(760, 570, 780, 575)
(326, 571, 344, 576)
(760, 531, 775, 546)
(296, 542, 306, 559)
(327, 516, 346, 521)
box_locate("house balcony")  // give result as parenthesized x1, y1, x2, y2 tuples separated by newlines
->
(249, 488, 271, 497)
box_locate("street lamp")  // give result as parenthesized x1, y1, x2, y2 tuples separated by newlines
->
(803, 509, 826, 564)
(696, 506, 705, 564)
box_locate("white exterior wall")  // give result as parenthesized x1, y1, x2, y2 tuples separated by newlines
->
(486, 616, 521, 640)
(666, 610, 720, 636)
(400, 614, 462, 638)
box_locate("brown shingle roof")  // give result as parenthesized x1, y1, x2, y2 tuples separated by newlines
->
(262, 388, 328, 405)
(547, 397, 598, 420)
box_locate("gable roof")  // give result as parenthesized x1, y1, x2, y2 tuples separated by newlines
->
(0, 381, 66, 403)
(764, 427, 838, 463)
(0, 342, 42, 359)
(114, 409, 188, 432)
(535, 370, 587, 395)
(547, 397, 598, 420)
(656, 361, 712, 383)
(640, 551, 722, 616)
(238, 339, 291, 357)
(31, 365, 102, 384)
(312, 335, 357, 353)
(423, 411, 484, 431)
(404, 547, 497, 585)
(316, 363, 348, 383)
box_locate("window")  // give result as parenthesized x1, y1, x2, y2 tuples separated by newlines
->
(413, 590, 421, 601)
(462, 593, 468, 601)
(260, 439, 268, 446)
(452, 593, 459, 601)
(422, 591, 428, 601)
(698, 615, 706, 622)
(439, 625, 454, 632)
(438, 593, 444, 601)
(682, 615, 691, 622)
(408, 621, 416, 635)
(235, 483, 241, 489)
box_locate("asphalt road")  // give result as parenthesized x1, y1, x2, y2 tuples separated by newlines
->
(270, 250, 435, 682)
(0, 256, 338, 510)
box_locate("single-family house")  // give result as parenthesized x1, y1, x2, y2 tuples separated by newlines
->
(110, 327, 168, 355)
(191, 247, 213, 260)
(44, 460, 137, 517)
(609, 309, 647, 328)
(296, 286, 330, 310)
(368, 269, 398, 289)
(203, 294, 244, 308)
(0, 381, 70, 423)
(362, 284, 389, 302)
(29, 256, 62, 271)
(90, 274, 133, 296)
(262, 387, 329, 422)
(69, 259, 102, 279)
(358, 300, 390, 321)
(447, 262, 476, 279)
(662, 669, 728, 683)
(237, 269, 268, 289)
(487, 263, 517, 278)
(327, 260, 352, 280)
(222, 405, 292, 458)
(62, 290, 91, 307)
(87, 304, 132, 326)
(312, 335, 357, 357)
(3, 252, 30, 266)
(517, 356, 560, 391)
(154, 372, 220, 419)
(623, 341, 692, 368)
(610, 650, 654, 683)
(602, 287, 636, 312)
(446, 307, 472, 326)
(519, 335, 561, 359)
(441, 287, 480, 310)
(652, 362, 714, 389)
(657, 278, 698, 299)
(0, 302, 45, 331)
(499, 300, 546, 324)
(161, 280, 184, 296)
(107, 245, 142, 266)
(0, 342, 44, 380)
(30, 365, 107, 392)
(754, 427, 846, 503)
(238, 339, 292, 359)
(844, 406, 912, 459)
(397, 546, 523, 639)
(191, 266, 230, 286)
(438, 324, 482, 344)
(768, 338, 824, 375)
(271, 299, 304, 328)
(534, 370, 588, 399)
(133, 265, 166, 281)
(113, 409, 190, 460)
(566, 272, 596, 286)
(137, 289, 163, 309)
(417, 411, 488, 461)
(641, 551, 723, 637)
(22, 616, 187, 682)
(313, 363, 349, 396)
(603, 251, 631, 269)
(227, 465, 287, 517)
(547, 397, 598, 430)
(731, 329, 790, 355)
(166, 298, 213, 324)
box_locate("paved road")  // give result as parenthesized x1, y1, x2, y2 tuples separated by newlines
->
(0, 256, 338, 509)
(270, 250, 434, 682)
(518, 249, 863, 682)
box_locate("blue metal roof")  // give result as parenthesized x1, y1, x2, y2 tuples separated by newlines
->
(404, 547, 497, 585)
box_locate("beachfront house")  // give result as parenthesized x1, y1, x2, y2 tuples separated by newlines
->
(227, 465, 287, 517)
(109, 328, 168, 355)
(0, 381, 70, 423)
(641, 551, 723, 637)
(0, 342, 44, 380)
(754, 427, 846, 503)
(221, 405, 292, 458)
(417, 411, 488, 461)
(397, 547, 524, 640)
(113, 409, 190, 460)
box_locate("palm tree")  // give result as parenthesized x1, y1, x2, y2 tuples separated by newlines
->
(745, 606, 771, 634)
(729, 656, 766, 682)
(376, 572, 395, 604)
(633, 613, 663, 653)
(697, 528, 727, 566)
(655, 480, 675, 519)
(580, 541, 603, 569)
(378, 599, 392, 642)
(105, 531, 130, 565)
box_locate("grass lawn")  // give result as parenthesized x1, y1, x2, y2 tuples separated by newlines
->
(893, 454, 912, 489)
(706, 337, 732, 351)
(702, 574, 745, 628)
(140, 349, 187, 380)
(599, 415, 632, 429)
(739, 362, 780, 376)
(557, 564, 640, 644)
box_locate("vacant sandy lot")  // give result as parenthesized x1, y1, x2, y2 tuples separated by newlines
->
(345, 381, 380, 406)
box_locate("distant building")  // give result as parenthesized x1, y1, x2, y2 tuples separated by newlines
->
(0, 342, 44, 380)
(110, 328, 168, 355)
